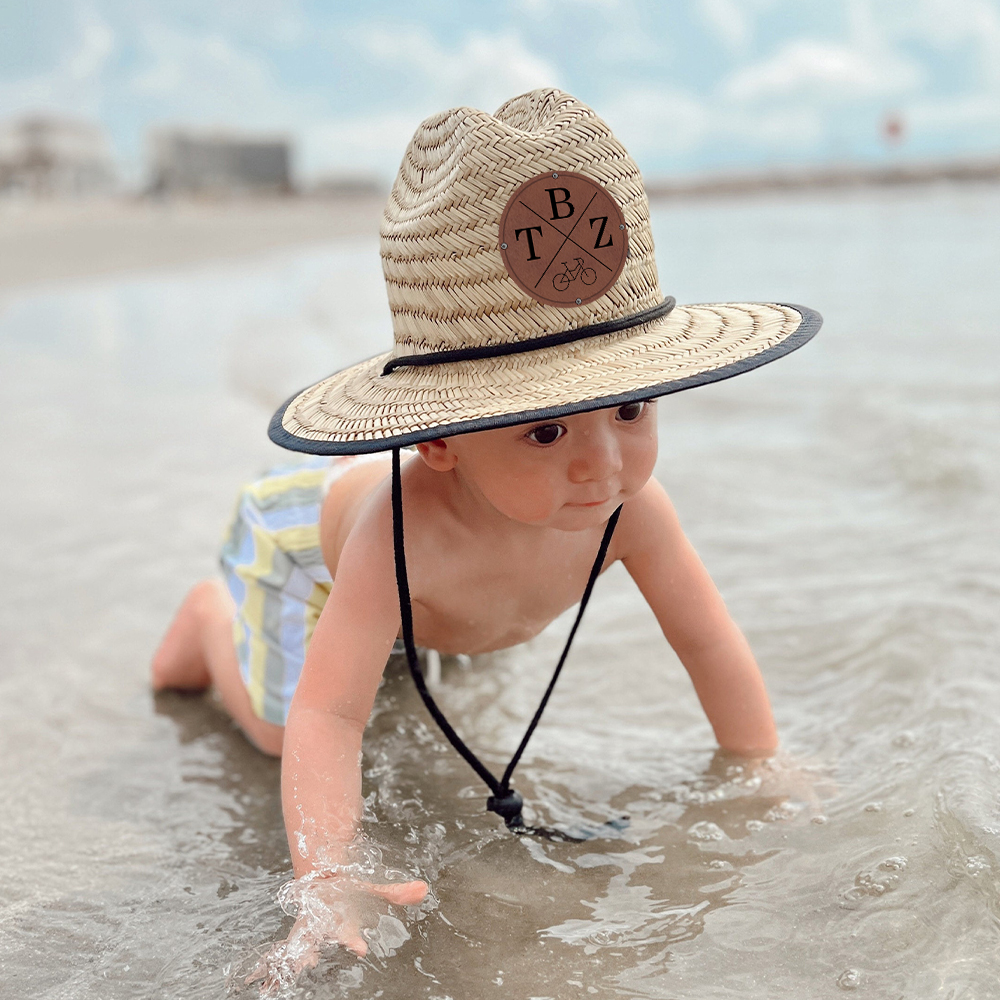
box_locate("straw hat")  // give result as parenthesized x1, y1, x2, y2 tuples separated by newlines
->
(270, 89, 821, 454)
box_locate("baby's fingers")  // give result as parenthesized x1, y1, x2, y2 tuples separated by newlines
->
(246, 933, 320, 997)
(247, 875, 426, 990)
(362, 878, 429, 906)
(336, 915, 369, 957)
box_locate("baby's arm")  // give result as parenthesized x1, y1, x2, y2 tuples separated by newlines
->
(620, 479, 779, 755)
(276, 486, 427, 956)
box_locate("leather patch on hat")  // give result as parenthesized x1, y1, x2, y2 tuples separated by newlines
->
(498, 171, 628, 308)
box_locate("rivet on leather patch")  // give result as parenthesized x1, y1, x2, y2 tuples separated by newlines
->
(498, 171, 628, 308)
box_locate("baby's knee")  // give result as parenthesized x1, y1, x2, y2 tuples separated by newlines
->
(190, 578, 233, 621)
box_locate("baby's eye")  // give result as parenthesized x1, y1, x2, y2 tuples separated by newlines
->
(616, 401, 646, 422)
(526, 423, 566, 445)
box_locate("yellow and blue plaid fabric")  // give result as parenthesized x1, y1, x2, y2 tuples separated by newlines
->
(219, 456, 335, 725)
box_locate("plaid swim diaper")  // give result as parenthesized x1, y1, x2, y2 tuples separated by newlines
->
(219, 454, 385, 725)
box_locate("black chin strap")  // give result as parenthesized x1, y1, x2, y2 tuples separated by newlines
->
(390, 447, 622, 841)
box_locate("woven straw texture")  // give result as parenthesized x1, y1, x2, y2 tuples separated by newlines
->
(381, 88, 659, 354)
(276, 89, 813, 451)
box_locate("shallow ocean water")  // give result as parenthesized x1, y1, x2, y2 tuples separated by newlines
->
(1, 185, 999, 999)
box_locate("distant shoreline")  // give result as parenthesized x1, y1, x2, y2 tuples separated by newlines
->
(2, 159, 998, 294)
(0, 195, 383, 293)
(645, 156, 1000, 198)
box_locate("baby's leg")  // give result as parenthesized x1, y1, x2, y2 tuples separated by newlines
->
(151, 579, 284, 756)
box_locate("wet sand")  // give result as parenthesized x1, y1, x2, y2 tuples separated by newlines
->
(0, 195, 383, 292)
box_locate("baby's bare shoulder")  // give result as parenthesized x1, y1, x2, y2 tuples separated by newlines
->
(614, 476, 685, 561)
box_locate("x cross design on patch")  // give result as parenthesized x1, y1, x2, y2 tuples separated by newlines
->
(498, 171, 629, 308)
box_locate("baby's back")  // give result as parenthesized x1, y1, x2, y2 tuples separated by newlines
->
(319, 455, 395, 579)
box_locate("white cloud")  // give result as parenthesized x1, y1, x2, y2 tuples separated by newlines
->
(357, 25, 561, 113)
(0, 8, 114, 119)
(907, 92, 1000, 134)
(129, 24, 314, 127)
(515, 0, 622, 13)
(731, 104, 824, 149)
(299, 29, 561, 179)
(601, 86, 710, 159)
(603, 82, 829, 172)
(908, 0, 1000, 89)
(300, 113, 420, 180)
(67, 18, 115, 81)
(908, 0, 1000, 47)
(698, 0, 752, 51)
(299, 27, 563, 180)
(722, 38, 923, 102)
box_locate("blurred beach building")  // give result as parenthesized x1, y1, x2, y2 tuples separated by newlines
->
(0, 115, 116, 198)
(147, 129, 293, 196)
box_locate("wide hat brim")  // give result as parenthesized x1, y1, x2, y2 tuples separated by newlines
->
(269, 301, 821, 455)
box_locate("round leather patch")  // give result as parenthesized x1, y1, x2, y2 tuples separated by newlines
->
(498, 171, 628, 308)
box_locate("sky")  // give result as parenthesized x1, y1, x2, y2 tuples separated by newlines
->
(1, 0, 999, 186)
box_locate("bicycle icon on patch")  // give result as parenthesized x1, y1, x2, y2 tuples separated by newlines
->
(552, 257, 597, 292)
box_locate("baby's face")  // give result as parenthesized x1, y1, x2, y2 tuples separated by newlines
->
(431, 401, 658, 531)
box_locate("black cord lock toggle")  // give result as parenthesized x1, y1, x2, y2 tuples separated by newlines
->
(486, 787, 589, 842)
(486, 787, 524, 825)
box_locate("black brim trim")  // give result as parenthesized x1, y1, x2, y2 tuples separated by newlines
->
(268, 303, 822, 456)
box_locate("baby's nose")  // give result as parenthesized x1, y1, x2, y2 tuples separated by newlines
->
(568, 433, 623, 482)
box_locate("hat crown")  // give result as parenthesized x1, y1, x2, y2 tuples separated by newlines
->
(381, 89, 662, 359)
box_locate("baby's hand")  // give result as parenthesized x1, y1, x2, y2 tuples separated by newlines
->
(248, 871, 428, 995)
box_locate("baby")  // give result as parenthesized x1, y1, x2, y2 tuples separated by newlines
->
(152, 89, 821, 974)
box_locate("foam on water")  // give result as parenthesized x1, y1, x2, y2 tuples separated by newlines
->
(1, 186, 999, 998)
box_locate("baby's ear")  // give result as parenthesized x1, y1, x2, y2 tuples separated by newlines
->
(414, 438, 457, 471)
